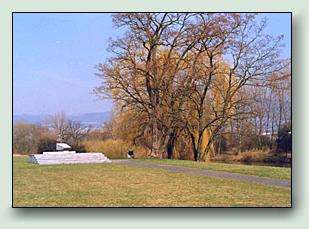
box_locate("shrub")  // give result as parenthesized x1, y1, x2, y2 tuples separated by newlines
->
(37, 133, 57, 153)
(13, 122, 46, 155)
(213, 150, 269, 163)
(83, 139, 147, 159)
(240, 151, 257, 162)
(71, 144, 87, 153)
(276, 124, 292, 154)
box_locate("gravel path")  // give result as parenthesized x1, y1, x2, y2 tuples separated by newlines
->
(112, 160, 291, 188)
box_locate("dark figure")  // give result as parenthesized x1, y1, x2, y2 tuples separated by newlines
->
(127, 150, 135, 159)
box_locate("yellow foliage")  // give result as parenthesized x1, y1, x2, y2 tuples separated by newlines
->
(212, 62, 238, 115)
(198, 61, 238, 162)
(194, 129, 215, 162)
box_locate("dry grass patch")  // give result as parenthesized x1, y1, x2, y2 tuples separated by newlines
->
(13, 156, 291, 207)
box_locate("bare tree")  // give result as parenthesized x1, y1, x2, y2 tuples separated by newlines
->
(49, 112, 90, 150)
(96, 13, 200, 158)
(49, 112, 68, 142)
(95, 13, 290, 161)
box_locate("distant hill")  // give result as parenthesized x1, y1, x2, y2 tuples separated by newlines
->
(67, 112, 113, 127)
(13, 111, 113, 127)
(13, 114, 49, 125)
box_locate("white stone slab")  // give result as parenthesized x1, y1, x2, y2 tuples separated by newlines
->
(56, 143, 71, 151)
(43, 151, 76, 155)
(29, 152, 111, 165)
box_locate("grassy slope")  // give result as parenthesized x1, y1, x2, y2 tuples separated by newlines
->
(134, 159, 291, 180)
(13, 156, 290, 207)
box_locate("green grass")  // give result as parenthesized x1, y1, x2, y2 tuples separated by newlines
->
(13, 156, 291, 207)
(133, 159, 291, 180)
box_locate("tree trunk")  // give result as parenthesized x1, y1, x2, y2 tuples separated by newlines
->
(202, 137, 215, 161)
(258, 116, 263, 149)
(271, 110, 275, 149)
(193, 149, 198, 161)
(167, 132, 176, 159)
(190, 133, 198, 161)
(236, 118, 242, 155)
(198, 129, 215, 161)
(238, 133, 242, 155)
(149, 118, 161, 158)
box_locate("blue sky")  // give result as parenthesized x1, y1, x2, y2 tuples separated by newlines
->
(13, 13, 291, 115)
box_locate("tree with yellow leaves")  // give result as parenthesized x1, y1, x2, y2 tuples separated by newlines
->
(95, 13, 289, 161)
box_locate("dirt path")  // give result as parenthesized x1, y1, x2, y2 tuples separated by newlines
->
(112, 160, 291, 188)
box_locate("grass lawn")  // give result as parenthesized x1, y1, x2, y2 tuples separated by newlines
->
(134, 159, 291, 180)
(13, 156, 291, 207)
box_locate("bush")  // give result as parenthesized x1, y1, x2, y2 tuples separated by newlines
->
(276, 124, 292, 154)
(13, 122, 47, 155)
(239, 151, 263, 162)
(71, 144, 87, 153)
(213, 150, 269, 163)
(37, 133, 57, 153)
(83, 139, 147, 159)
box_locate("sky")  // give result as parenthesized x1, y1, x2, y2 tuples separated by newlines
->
(13, 13, 291, 115)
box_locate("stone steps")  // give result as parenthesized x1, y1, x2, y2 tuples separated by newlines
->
(29, 152, 111, 165)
